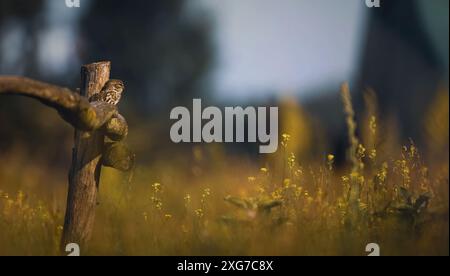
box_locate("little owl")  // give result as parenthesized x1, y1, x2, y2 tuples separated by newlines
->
(90, 79, 125, 105)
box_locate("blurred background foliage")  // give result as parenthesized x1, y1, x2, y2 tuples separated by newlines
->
(0, 0, 448, 163)
(0, 0, 448, 164)
(0, 0, 448, 255)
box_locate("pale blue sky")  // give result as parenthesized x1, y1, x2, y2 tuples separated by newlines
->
(34, 0, 367, 97)
(192, 0, 368, 100)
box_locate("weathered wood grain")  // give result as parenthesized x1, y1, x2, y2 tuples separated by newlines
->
(61, 62, 111, 249)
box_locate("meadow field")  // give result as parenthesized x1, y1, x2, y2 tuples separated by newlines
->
(0, 85, 448, 256)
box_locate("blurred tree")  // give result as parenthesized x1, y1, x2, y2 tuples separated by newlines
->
(0, 0, 213, 161)
(79, 0, 213, 115)
(0, 0, 53, 154)
(0, 0, 44, 76)
(355, 0, 448, 144)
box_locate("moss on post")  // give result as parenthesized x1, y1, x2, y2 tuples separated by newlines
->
(103, 142, 135, 172)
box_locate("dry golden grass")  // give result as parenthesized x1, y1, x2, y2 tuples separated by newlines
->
(0, 87, 448, 256)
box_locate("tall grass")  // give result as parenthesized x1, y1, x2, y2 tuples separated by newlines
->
(0, 87, 448, 256)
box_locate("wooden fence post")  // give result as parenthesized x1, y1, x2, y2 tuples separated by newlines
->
(61, 61, 111, 249)
(1, 61, 133, 254)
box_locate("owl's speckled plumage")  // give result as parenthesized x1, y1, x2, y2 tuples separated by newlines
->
(90, 79, 125, 105)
